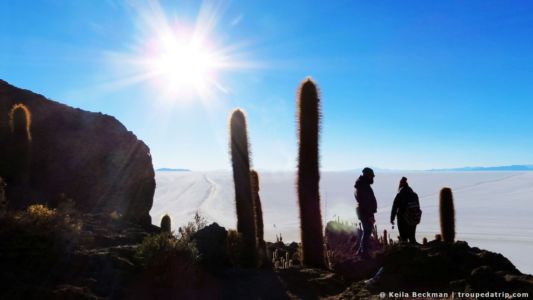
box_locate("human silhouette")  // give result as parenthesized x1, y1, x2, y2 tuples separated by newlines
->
(390, 177, 422, 243)
(354, 167, 377, 259)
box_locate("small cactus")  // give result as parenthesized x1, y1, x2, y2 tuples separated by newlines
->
(435, 234, 443, 242)
(439, 187, 456, 243)
(229, 109, 257, 267)
(160, 214, 171, 234)
(422, 237, 428, 245)
(383, 229, 388, 247)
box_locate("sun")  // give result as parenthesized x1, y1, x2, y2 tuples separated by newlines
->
(104, 1, 254, 105)
(147, 31, 220, 97)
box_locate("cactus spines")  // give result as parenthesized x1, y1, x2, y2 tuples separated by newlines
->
(229, 109, 257, 267)
(439, 187, 456, 243)
(160, 214, 171, 234)
(297, 78, 325, 268)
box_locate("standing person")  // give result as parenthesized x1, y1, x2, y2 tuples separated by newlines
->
(354, 167, 377, 259)
(390, 177, 422, 244)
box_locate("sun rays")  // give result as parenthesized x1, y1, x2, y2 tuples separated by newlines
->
(103, 0, 253, 105)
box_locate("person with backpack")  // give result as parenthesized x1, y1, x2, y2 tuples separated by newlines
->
(390, 177, 422, 244)
(354, 167, 378, 259)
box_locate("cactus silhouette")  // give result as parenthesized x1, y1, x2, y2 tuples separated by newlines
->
(6, 103, 32, 209)
(250, 170, 264, 244)
(296, 78, 325, 268)
(229, 109, 257, 267)
(422, 237, 428, 245)
(251, 169, 268, 267)
(439, 187, 456, 243)
(160, 214, 171, 234)
(9, 103, 32, 141)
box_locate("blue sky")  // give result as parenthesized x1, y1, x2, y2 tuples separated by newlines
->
(2, 0, 533, 171)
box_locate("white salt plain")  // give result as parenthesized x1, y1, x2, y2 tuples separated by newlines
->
(151, 171, 533, 274)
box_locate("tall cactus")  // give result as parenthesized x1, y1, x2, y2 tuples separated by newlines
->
(439, 187, 456, 243)
(251, 169, 267, 267)
(160, 214, 171, 234)
(297, 78, 325, 268)
(9, 103, 32, 141)
(250, 170, 264, 244)
(229, 109, 257, 267)
(6, 103, 32, 209)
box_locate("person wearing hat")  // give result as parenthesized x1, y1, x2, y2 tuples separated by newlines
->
(354, 167, 377, 259)
(390, 177, 421, 243)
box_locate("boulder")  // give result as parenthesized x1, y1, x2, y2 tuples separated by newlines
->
(0, 80, 155, 224)
(192, 222, 229, 270)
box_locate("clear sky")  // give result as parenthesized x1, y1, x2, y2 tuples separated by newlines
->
(2, 0, 533, 171)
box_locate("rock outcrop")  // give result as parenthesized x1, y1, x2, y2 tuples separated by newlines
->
(0, 80, 155, 224)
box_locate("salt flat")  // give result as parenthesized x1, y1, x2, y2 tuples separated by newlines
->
(151, 171, 533, 274)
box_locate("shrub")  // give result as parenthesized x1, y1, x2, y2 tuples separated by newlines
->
(135, 233, 199, 267)
(0, 204, 82, 285)
(178, 212, 207, 241)
(27, 204, 56, 219)
(15, 204, 81, 235)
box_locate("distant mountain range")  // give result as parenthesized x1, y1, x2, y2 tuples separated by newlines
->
(156, 168, 191, 172)
(157, 165, 533, 173)
(428, 165, 533, 172)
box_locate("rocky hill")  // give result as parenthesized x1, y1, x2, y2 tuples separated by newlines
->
(0, 80, 155, 224)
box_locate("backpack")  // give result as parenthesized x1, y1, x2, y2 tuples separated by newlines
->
(402, 192, 422, 225)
